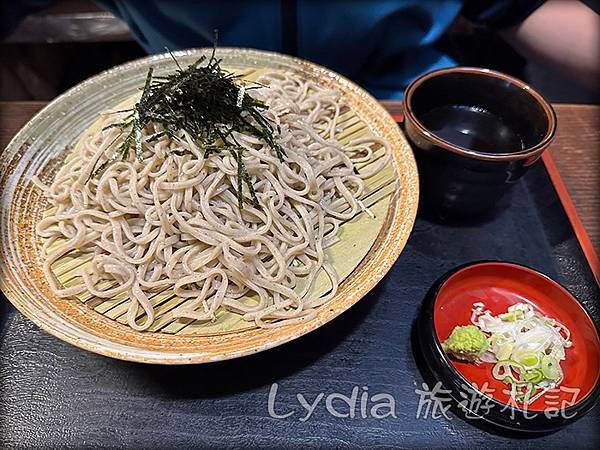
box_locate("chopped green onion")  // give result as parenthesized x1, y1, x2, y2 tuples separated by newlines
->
(516, 352, 541, 369)
(541, 355, 562, 381)
(523, 369, 544, 384)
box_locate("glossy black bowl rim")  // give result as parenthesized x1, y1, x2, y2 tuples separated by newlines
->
(404, 67, 558, 162)
(418, 260, 600, 432)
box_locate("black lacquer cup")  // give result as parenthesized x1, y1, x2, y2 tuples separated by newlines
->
(403, 67, 557, 220)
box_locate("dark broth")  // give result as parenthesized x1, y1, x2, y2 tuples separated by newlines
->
(419, 104, 525, 153)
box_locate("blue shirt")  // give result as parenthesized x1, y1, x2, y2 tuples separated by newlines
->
(97, 0, 544, 98)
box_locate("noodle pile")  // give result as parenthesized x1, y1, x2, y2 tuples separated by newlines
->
(35, 71, 391, 331)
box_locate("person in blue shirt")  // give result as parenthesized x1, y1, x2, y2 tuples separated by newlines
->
(98, 0, 600, 97)
(2, 1, 598, 97)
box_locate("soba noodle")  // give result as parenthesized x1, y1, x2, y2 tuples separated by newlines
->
(34, 72, 391, 331)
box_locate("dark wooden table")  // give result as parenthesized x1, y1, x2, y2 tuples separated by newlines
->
(1, 101, 599, 252)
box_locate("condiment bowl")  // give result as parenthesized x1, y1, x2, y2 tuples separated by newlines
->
(416, 261, 600, 432)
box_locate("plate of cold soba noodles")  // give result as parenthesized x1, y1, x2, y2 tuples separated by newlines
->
(0, 48, 418, 363)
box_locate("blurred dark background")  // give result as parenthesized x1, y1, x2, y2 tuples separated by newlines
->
(0, 0, 599, 103)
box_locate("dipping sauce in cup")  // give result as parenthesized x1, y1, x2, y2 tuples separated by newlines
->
(403, 67, 557, 220)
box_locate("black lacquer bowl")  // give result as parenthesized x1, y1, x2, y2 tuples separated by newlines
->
(403, 67, 557, 220)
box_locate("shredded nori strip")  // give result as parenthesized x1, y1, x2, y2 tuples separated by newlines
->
(94, 39, 283, 208)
